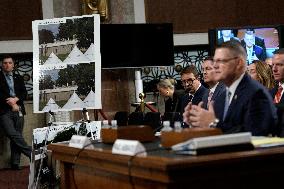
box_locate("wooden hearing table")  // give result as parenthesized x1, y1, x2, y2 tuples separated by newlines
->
(48, 141, 284, 189)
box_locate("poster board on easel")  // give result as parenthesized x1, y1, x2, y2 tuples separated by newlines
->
(32, 14, 101, 113)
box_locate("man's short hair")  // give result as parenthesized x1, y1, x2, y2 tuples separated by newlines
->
(273, 48, 284, 55)
(2, 55, 14, 62)
(216, 40, 247, 60)
(180, 65, 199, 79)
(246, 28, 255, 33)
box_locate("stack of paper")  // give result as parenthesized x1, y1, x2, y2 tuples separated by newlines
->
(172, 132, 253, 155)
(252, 136, 284, 148)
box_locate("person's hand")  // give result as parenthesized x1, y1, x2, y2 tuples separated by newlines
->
(188, 101, 216, 127)
(183, 102, 192, 126)
(6, 97, 19, 106)
(11, 104, 20, 112)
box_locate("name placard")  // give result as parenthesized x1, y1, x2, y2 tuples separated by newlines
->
(112, 139, 146, 156)
(69, 135, 93, 149)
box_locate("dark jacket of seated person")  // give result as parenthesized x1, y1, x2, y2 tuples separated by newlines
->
(214, 74, 277, 136)
(270, 83, 284, 136)
(164, 89, 185, 113)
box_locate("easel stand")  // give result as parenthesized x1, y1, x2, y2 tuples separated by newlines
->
(81, 108, 95, 140)
(82, 108, 90, 123)
(33, 111, 56, 189)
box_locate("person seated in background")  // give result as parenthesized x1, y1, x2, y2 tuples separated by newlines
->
(271, 48, 284, 136)
(180, 65, 208, 115)
(201, 56, 225, 109)
(271, 48, 284, 104)
(179, 65, 208, 128)
(157, 78, 185, 113)
(241, 29, 266, 54)
(248, 60, 275, 90)
(242, 30, 266, 64)
(217, 30, 240, 45)
(183, 40, 277, 136)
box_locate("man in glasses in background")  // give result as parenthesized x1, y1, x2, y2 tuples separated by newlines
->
(183, 41, 277, 136)
(179, 65, 208, 118)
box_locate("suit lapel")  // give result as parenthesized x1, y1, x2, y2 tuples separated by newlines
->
(0, 72, 10, 94)
(271, 83, 284, 104)
(279, 89, 284, 104)
(192, 85, 208, 105)
(212, 83, 225, 101)
(214, 90, 226, 121)
(181, 94, 191, 113)
(224, 75, 248, 121)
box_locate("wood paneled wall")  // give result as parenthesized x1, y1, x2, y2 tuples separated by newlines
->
(0, 0, 42, 40)
(145, 0, 284, 33)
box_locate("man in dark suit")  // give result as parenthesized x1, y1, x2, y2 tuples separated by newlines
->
(201, 56, 225, 109)
(271, 48, 284, 136)
(183, 41, 277, 136)
(217, 30, 240, 45)
(0, 55, 31, 170)
(180, 65, 208, 115)
(271, 48, 284, 104)
(242, 30, 266, 64)
(241, 29, 266, 55)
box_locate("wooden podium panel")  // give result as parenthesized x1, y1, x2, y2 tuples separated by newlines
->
(48, 142, 284, 189)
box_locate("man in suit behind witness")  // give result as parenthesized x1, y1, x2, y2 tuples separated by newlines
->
(201, 56, 225, 109)
(242, 31, 266, 64)
(241, 29, 266, 56)
(180, 65, 208, 116)
(271, 48, 284, 136)
(183, 41, 277, 136)
(217, 30, 240, 45)
(0, 55, 31, 170)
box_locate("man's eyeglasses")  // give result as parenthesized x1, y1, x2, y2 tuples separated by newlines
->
(213, 57, 238, 64)
(181, 78, 196, 85)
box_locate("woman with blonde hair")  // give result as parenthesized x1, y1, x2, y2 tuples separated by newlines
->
(157, 78, 184, 112)
(248, 60, 275, 89)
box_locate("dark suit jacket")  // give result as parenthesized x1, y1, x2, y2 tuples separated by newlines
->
(164, 89, 185, 113)
(241, 43, 266, 62)
(241, 36, 266, 54)
(180, 85, 208, 114)
(270, 84, 284, 136)
(255, 36, 266, 51)
(0, 71, 27, 115)
(214, 74, 277, 136)
(202, 82, 226, 109)
(253, 45, 266, 61)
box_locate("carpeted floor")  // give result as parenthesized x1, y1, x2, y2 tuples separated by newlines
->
(0, 166, 29, 189)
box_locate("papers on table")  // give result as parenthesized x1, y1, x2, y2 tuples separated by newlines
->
(251, 136, 284, 148)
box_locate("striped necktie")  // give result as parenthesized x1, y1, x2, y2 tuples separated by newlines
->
(274, 85, 283, 104)
(207, 91, 214, 108)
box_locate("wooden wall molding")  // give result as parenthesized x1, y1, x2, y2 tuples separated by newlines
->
(145, 0, 284, 33)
